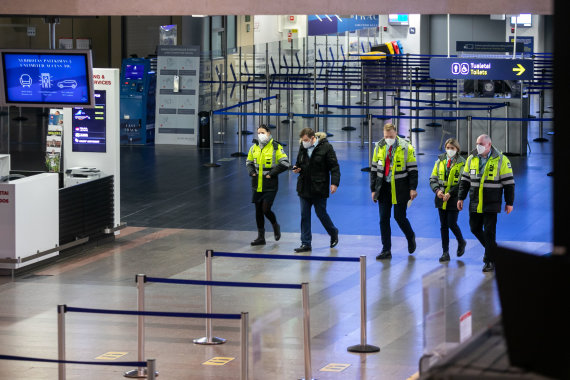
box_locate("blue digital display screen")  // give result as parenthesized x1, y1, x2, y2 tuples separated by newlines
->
(125, 64, 144, 80)
(1, 52, 92, 106)
(72, 90, 106, 153)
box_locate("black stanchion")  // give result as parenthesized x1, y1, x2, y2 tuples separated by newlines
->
(241, 85, 253, 135)
(426, 79, 442, 127)
(534, 90, 549, 142)
(342, 82, 356, 131)
(410, 83, 425, 133)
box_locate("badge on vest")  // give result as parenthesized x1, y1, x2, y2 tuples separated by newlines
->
(470, 169, 476, 175)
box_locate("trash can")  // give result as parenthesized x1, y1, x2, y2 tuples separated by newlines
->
(198, 111, 210, 148)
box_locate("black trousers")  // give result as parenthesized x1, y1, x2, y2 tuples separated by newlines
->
(378, 183, 414, 251)
(469, 212, 497, 263)
(438, 209, 465, 252)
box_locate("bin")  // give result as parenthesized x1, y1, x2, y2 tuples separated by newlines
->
(199, 111, 210, 148)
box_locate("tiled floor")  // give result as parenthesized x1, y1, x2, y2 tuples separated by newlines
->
(0, 88, 554, 379)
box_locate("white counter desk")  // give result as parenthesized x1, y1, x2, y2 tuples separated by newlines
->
(0, 173, 59, 270)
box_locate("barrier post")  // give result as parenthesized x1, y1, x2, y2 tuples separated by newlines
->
(361, 114, 373, 172)
(342, 82, 356, 131)
(394, 89, 400, 129)
(276, 93, 281, 139)
(147, 359, 157, 380)
(467, 116, 473, 152)
(203, 110, 220, 167)
(266, 43, 270, 126)
(534, 89, 548, 142)
(315, 104, 320, 132)
(455, 94, 461, 151)
(323, 86, 329, 135)
(348, 256, 380, 353)
(411, 83, 425, 133)
(426, 79, 441, 127)
(57, 305, 66, 380)
(288, 113, 294, 160)
(146, 359, 158, 380)
(258, 98, 263, 128)
(231, 103, 247, 157)
(505, 102, 510, 153)
(194, 250, 226, 344)
(240, 312, 249, 380)
(487, 106, 492, 139)
(301, 282, 313, 380)
(125, 274, 147, 377)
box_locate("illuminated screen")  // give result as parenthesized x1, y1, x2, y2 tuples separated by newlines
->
(388, 14, 409, 25)
(1, 50, 93, 107)
(125, 64, 144, 80)
(72, 90, 106, 153)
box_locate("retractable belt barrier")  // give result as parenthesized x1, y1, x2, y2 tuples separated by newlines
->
(59, 303, 248, 380)
(206, 250, 381, 358)
(0, 354, 154, 380)
(140, 274, 310, 380)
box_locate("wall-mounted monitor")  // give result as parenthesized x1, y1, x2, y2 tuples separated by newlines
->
(510, 14, 532, 27)
(388, 14, 409, 26)
(0, 49, 94, 108)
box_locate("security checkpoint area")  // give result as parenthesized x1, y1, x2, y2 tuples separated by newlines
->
(0, 5, 567, 380)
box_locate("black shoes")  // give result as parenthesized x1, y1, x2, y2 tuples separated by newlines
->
(294, 245, 312, 253)
(250, 229, 266, 246)
(330, 230, 339, 248)
(482, 262, 495, 272)
(457, 240, 466, 257)
(408, 233, 416, 254)
(272, 223, 281, 241)
(376, 250, 392, 260)
(439, 251, 450, 263)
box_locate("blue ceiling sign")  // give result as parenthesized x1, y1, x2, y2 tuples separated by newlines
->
(429, 57, 534, 81)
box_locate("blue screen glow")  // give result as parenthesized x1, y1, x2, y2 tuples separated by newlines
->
(2, 52, 91, 105)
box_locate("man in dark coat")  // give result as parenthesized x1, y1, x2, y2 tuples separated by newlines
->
(292, 128, 340, 252)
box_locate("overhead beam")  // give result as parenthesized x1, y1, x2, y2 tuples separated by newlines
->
(0, 0, 553, 17)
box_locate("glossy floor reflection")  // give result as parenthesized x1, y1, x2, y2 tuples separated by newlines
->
(0, 227, 551, 379)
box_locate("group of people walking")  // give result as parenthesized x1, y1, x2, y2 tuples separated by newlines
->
(245, 123, 515, 273)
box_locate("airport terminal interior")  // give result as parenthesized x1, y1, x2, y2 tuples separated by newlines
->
(1, 4, 567, 380)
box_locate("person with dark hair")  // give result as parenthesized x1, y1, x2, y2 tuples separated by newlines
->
(429, 138, 467, 263)
(246, 125, 290, 245)
(458, 134, 515, 272)
(292, 127, 340, 252)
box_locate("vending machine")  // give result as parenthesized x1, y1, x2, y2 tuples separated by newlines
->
(120, 58, 156, 144)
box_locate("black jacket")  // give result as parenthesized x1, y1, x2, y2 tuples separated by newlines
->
(295, 133, 340, 199)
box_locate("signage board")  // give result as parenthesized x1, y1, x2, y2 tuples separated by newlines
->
(430, 57, 534, 81)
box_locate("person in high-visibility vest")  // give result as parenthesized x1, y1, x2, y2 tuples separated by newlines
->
(371, 123, 418, 260)
(429, 138, 467, 263)
(246, 125, 290, 246)
(458, 134, 515, 273)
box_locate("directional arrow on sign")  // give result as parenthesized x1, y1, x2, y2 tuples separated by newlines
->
(512, 64, 526, 76)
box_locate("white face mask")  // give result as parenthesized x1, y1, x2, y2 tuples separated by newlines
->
(258, 134, 270, 144)
(446, 149, 457, 158)
(476, 144, 486, 155)
(302, 140, 312, 149)
(385, 138, 396, 146)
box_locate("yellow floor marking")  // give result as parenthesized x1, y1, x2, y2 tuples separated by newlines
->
(319, 363, 351, 372)
(202, 357, 235, 366)
(95, 352, 128, 360)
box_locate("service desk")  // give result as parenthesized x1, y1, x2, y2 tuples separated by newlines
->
(0, 173, 59, 269)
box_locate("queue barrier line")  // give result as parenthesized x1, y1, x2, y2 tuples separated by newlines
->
(145, 276, 303, 290)
(0, 354, 146, 367)
(206, 249, 380, 363)
(60, 303, 248, 380)
(140, 273, 310, 380)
